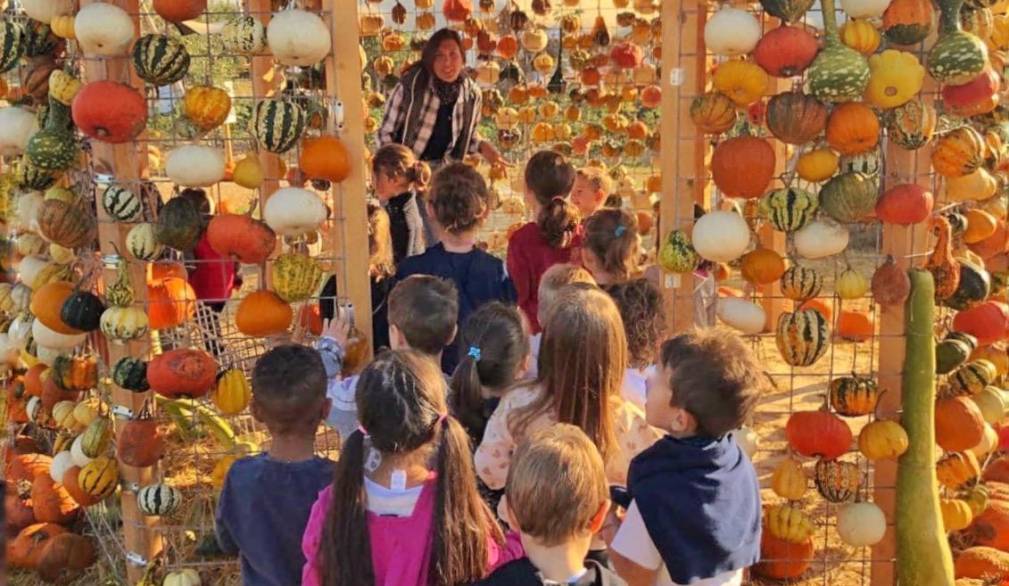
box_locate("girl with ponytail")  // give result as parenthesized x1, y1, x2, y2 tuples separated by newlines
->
(302, 350, 521, 586)
(372, 143, 433, 263)
(507, 150, 582, 333)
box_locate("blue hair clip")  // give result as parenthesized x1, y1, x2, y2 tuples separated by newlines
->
(468, 346, 481, 361)
(614, 224, 627, 237)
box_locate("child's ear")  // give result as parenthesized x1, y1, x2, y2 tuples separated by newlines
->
(670, 406, 698, 435)
(589, 499, 611, 533)
(389, 324, 405, 350)
(593, 189, 607, 205)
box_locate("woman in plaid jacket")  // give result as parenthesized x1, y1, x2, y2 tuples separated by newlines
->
(379, 28, 509, 169)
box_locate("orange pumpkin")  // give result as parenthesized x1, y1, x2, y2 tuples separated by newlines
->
(497, 34, 519, 59)
(24, 365, 48, 398)
(689, 92, 737, 134)
(147, 348, 217, 399)
(300, 135, 351, 183)
(798, 298, 833, 322)
(31, 474, 78, 525)
(826, 103, 880, 155)
(969, 220, 1009, 260)
(146, 277, 196, 330)
(710, 136, 775, 199)
(62, 466, 101, 507)
(740, 248, 786, 285)
(235, 290, 293, 337)
(753, 531, 813, 580)
(116, 405, 164, 468)
(30, 281, 79, 334)
(935, 396, 986, 452)
(153, 0, 206, 22)
(206, 214, 277, 264)
(932, 126, 986, 178)
(965, 209, 999, 244)
(146, 261, 187, 284)
(8, 523, 68, 569)
(6, 452, 52, 483)
(837, 310, 873, 342)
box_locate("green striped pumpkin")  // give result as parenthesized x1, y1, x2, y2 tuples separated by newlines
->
(819, 172, 878, 223)
(113, 356, 149, 392)
(137, 483, 182, 516)
(13, 157, 57, 190)
(126, 223, 163, 261)
(657, 229, 699, 273)
(776, 309, 830, 367)
(839, 150, 882, 176)
(221, 16, 266, 54)
(0, 21, 25, 74)
(132, 34, 191, 86)
(950, 359, 997, 395)
(759, 187, 818, 232)
(26, 129, 78, 171)
(781, 266, 824, 301)
(102, 185, 143, 222)
(252, 99, 306, 154)
(24, 22, 58, 58)
(886, 100, 935, 150)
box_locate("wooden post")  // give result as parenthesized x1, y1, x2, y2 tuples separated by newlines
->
(77, 0, 160, 582)
(659, 0, 705, 334)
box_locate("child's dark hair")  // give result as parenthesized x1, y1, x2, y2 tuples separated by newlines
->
(429, 162, 490, 235)
(659, 328, 764, 437)
(608, 279, 666, 369)
(251, 344, 327, 435)
(387, 275, 459, 355)
(450, 302, 529, 441)
(177, 187, 211, 216)
(319, 350, 503, 586)
(372, 144, 432, 191)
(526, 150, 579, 248)
(584, 208, 640, 281)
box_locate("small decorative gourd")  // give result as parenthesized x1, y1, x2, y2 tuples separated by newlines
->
(657, 230, 699, 273)
(935, 395, 985, 451)
(132, 34, 191, 86)
(883, 0, 936, 45)
(926, 216, 961, 301)
(927, 0, 988, 85)
(776, 309, 830, 366)
(710, 136, 775, 199)
(760, 0, 815, 22)
(815, 458, 862, 502)
(271, 253, 324, 303)
(819, 172, 878, 223)
(872, 255, 912, 305)
(858, 419, 909, 459)
(711, 60, 769, 107)
(753, 25, 819, 78)
(865, 49, 925, 109)
(829, 376, 880, 416)
(781, 266, 824, 301)
(113, 357, 149, 392)
(766, 504, 816, 543)
(932, 126, 986, 178)
(760, 187, 818, 232)
(78, 455, 118, 500)
(137, 482, 182, 517)
(213, 369, 251, 415)
(836, 502, 887, 546)
(771, 458, 808, 500)
(936, 450, 980, 488)
(794, 220, 850, 259)
(808, 0, 871, 102)
(688, 92, 737, 134)
(786, 408, 853, 459)
(704, 7, 762, 56)
(766, 91, 827, 145)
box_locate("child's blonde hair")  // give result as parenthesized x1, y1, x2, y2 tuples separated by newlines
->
(506, 424, 608, 546)
(584, 208, 641, 282)
(536, 264, 595, 326)
(577, 166, 612, 196)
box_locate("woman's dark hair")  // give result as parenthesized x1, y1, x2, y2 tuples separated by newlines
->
(584, 208, 640, 282)
(373, 144, 432, 190)
(525, 151, 579, 248)
(450, 303, 530, 442)
(318, 350, 502, 586)
(429, 162, 490, 235)
(408, 28, 466, 89)
(608, 279, 666, 368)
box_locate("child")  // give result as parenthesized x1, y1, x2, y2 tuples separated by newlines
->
(301, 350, 522, 586)
(583, 208, 641, 288)
(216, 345, 334, 585)
(317, 274, 458, 441)
(609, 329, 762, 586)
(472, 425, 625, 586)
(507, 150, 581, 333)
(397, 163, 515, 373)
(608, 279, 666, 411)
(571, 166, 613, 221)
(372, 144, 432, 263)
(526, 264, 595, 379)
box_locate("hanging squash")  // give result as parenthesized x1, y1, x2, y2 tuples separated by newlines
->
(859, 419, 909, 459)
(766, 91, 828, 145)
(740, 248, 787, 285)
(690, 211, 752, 262)
(252, 99, 306, 154)
(760, 0, 815, 22)
(935, 395, 986, 451)
(132, 34, 191, 86)
(937, 450, 981, 488)
(73, 3, 135, 56)
(781, 266, 825, 301)
(837, 502, 887, 546)
(819, 172, 878, 223)
(814, 459, 862, 502)
(865, 49, 926, 108)
(704, 7, 762, 56)
(795, 147, 840, 182)
(766, 504, 816, 542)
(884, 0, 937, 44)
(137, 483, 183, 517)
(954, 301, 1009, 345)
(271, 253, 324, 303)
(213, 369, 251, 415)
(165, 145, 226, 188)
(841, 19, 883, 55)
(236, 290, 293, 337)
(299, 135, 351, 183)
(886, 99, 936, 150)
(753, 25, 819, 78)
(826, 103, 880, 155)
(263, 187, 327, 237)
(37, 199, 97, 249)
(148, 349, 217, 399)
(875, 183, 933, 225)
(152, 0, 206, 22)
(771, 458, 808, 500)
(688, 92, 737, 134)
(116, 403, 164, 468)
(760, 187, 818, 232)
(182, 85, 231, 132)
(932, 126, 986, 178)
(943, 68, 1000, 116)
(946, 260, 992, 310)
(829, 376, 880, 416)
(712, 60, 769, 107)
(30, 281, 78, 334)
(927, 216, 962, 301)
(221, 15, 266, 54)
(710, 136, 775, 199)
(206, 214, 277, 265)
(266, 9, 331, 67)
(147, 277, 196, 330)
(872, 255, 912, 305)
(776, 309, 830, 366)
(155, 196, 204, 252)
(927, 0, 989, 85)
(99, 306, 149, 343)
(786, 408, 853, 459)
(809, 0, 871, 102)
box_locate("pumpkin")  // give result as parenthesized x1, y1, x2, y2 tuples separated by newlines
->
(716, 298, 767, 335)
(0, 107, 38, 157)
(771, 458, 808, 500)
(759, 188, 818, 232)
(933, 126, 986, 178)
(936, 396, 986, 451)
(704, 7, 761, 56)
(148, 348, 217, 399)
(153, 0, 206, 22)
(53, 354, 98, 392)
(886, 99, 936, 150)
(972, 344, 1008, 376)
(944, 69, 1000, 116)
(954, 301, 1009, 345)
(690, 211, 751, 263)
(795, 147, 839, 182)
(267, 9, 330, 66)
(777, 309, 831, 367)
(786, 409, 852, 459)
(221, 15, 266, 54)
(809, 0, 871, 102)
(263, 188, 327, 237)
(766, 504, 816, 543)
(205, 214, 276, 264)
(116, 404, 164, 468)
(760, 0, 815, 22)
(928, 0, 989, 86)
(948, 168, 999, 203)
(252, 99, 306, 154)
(814, 459, 862, 502)
(826, 103, 880, 155)
(8, 523, 68, 569)
(865, 49, 926, 109)
(48, 70, 81, 106)
(182, 85, 230, 132)
(300, 135, 351, 183)
(955, 546, 1009, 579)
(36, 533, 97, 583)
(884, 0, 936, 44)
(165, 145, 226, 187)
(164, 569, 202, 586)
(841, 19, 883, 55)
(113, 357, 149, 392)
(876, 183, 933, 225)
(819, 172, 878, 223)
(946, 261, 992, 310)
(132, 34, 190, 86)
(101, 184, 143, 222)
(37, 199, 96, 249)
(33, 319, 86, 350)
(77, 455, 118, 500)
(829, 376, 880, 416)
(739, 248, 786, 285)
(30, 281, 77, 334)
(937, 451, 981, 488)
(766, 91, 828, 145)
(99, 306, 149, 343)
(31, 474, 77, 524)
(74, 2, 135, 56)
(794, 220, 850, 259)
(781, 266, 824, 302)
(710, 137, 774, 199)
(688, 92, 737, 134)
(73, 80, 147, 142)
(235, 290, 292, 337)
(754, 25, 819, 78)
(836, 267, 871, 300)
(272, 253, 324, 303)
(156, 196, 203, 251)
(836, 502, 887, 546)
(837, 309, 874, 341)
(753, 532, 813, 580)
(859, 419, 909, 459)
(147, 277, 196, 330)
(137, 483, 182, 517)
(711, 60, 768, 107)
(872, 255, 912, 306)
(126, 223, 163, 261)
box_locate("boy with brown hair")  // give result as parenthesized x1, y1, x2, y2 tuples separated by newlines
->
(215, 344, 334, 586)
(473, 424, 626, 586)
(609, 328, 762, 586)
(571, 166, 614, 220)
(527, 264, 596, 378)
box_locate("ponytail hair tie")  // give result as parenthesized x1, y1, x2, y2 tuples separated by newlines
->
(614, 224, 627, 237)
(468, 346, 481, 361)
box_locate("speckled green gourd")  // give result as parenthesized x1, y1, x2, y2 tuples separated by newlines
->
(808, 0, 870, 102)
(928, 0, 988, 84)
(658, 229, 699, 273)
(818, 172, 879, 223)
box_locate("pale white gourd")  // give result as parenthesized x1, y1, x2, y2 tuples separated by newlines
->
(32, 319, 86, 349)
(795, 220, 850, 259)
(75, 3, 136, 56)
(704, 7, 762, 56)
(263, 187, 328, 237)
(836, 502, 887, 546)
(266, 10, 331, 67)
(717, 298, 767, 335)
(0, 107, 39, 156)
(165, 145, 226, 187)
(691, 210, 751, 262)
(50, 451, 75, 483)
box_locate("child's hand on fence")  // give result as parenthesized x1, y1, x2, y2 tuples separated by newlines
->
(321, 316, 352, 348)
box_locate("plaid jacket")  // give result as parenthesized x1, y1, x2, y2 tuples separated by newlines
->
(378, 67, 484, 161)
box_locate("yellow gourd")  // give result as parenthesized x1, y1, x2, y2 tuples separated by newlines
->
(865, 50, 925, 109)
(965, 208, 999, 244)
(50, 15, 76, 39)
(232, 155, 264, 189)
(771, 458, 807, 500)
(841, 19, 882, 55)
(946, 167, 999, 202)
(212, 369, 251, 416)
(712, 59, 768, 106)
(940, 498, 974, 532)
(796, 148, 839, 182)
(836, 267, 871, 299)
(990, 14, 1009, 51)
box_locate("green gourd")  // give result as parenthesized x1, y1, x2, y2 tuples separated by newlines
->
(808, 0, 871, 102)
(818, 172, 878, 223)
(658, 230, 699, 273)
(927, 0, 989, 85)
(760, 187, 819, 232)
(0, 20, 24, 73)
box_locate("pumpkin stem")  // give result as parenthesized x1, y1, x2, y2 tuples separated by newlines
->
(819, 0, 841, 41)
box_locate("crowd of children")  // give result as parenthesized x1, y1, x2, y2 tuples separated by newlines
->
(214, 148, 765, 586)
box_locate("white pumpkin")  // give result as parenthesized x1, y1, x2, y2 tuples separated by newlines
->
(100, 306, 150, 343)
(841, 0, 892, 18)
(733, 427, 759, 458)
(263, 187, 328, 237)
(972, 387, 1005, 424)
(71, 434, 94, 468)
(691, 211, 751, 262)
(703, 8, 761, 57)
(14, 191, 43, 232)
(266, 9, 331, 67)
(795, 220, 850, 259)
(717, 298, 766, 335)
(836, 502, 886, 546)
(166, 145, 226, 187)
(476, 61, 501, 85)
(10, 284, 32, 315)
(22, 0, 74, 24)
(0, 107, 39, 157)
(971, 423, 999, 459)
(33, 319, 87, 350)
(75, 2, 136, 56)
(7, 314, 32, 350)
(26, 396, 42, 423)
(50, 451, 75, 484)
(163, 569, 202, 586)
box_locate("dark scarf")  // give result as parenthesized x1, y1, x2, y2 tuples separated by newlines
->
(433, 75, 462, 105)
(627, 434, 761, 584)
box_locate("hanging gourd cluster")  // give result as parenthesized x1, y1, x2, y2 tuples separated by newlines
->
(360, 0, 664, 204)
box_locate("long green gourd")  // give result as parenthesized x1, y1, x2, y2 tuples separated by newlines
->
(896, 269, 954, 585)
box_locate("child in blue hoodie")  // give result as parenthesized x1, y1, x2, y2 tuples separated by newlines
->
(609, 328, 763, 586)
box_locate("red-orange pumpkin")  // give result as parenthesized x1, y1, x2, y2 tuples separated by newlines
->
(298, 303, 324, 336)
(875, 184, 933, 225)
(236, 290, 293, 337)
(116, 408, 165, 468)
(710, 136, 775, 199)
(35, 533, 97, 583)
(6, 491, 34, 536)
(826, 102, 880, 155)
(753, 531, 813, 580)
(206, 214, 277, 264)
(72, 81, 148, 144)
(146, 261, 187, 284)
(641, 85, 662, 108)
(954, 301, 1009, 345)
(8, 523, 67, 569)
(147, 348, 217, 398)
(969, 220, 1009, 260)
(786, 410, 852, 459)
(936, 396, 986, 452)
(443, 0, 472, 21)
(31, 474, 78, 525)
(299, 135, 351, 183)
(765, 91, 828, 145)
(147, 277, 196, 330)
(943, 69, 1000, 118)
(610, 43, 644, 69)
(837, 310, 874, 342)
(62, 466, 101, 507)
(969, 499, 1009, 550)
(152, 0, 207, 22)
(753, 25, 819, 78)
(6, 453, 51, 484)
